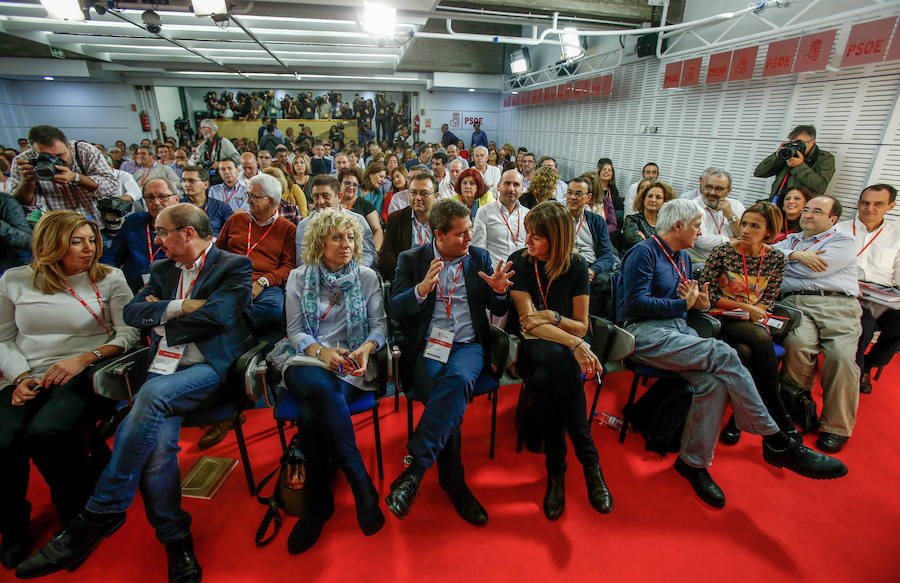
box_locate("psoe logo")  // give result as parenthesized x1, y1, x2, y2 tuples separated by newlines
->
(450, 112, 460, 127)
(464, 116, 484, 125)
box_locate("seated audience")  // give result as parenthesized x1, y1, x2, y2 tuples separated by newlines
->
(0, 211, 138, 569)
(519, 166, 559, 209)
(453, 168, 495, 219)
(0, 193, 32, 274)
(580, 172, 617, 233)
(132, 146, 180, 190)
(261, 166, 306, 224)
(17, 203, 253, 582)
(238, 152, 258, 188)
(281, 208, 387, 553)
(297, 175, 377, 268)
(471, 146, 501, 191)
(339, 167, 383, 252)
(624, 162, 659, 216)
(180, 166, 233, 237)
(439, 159, 465, 200)
(698, 202, 799, 445)
(617, 199, 847, 508)
(593, 159, 622, 229)
(383, 166, 408, 222)
(773, 195, 861, 453)
(507, 201, 612, 521)
(291, 153, 312, 204)
(208, 159, 249, 211)
(472, 169, 528, 267)
(360, 163, 387, 218)
(538, 157, 568, 202)
(562, 177, 616, 309)
(687, 169, 745, 271)
(380, 172, 437, 281)
(622, 180, 676, 251)
(835, 184, 900, 394)
(774, 186, 812, 243)
(679, 167, 713, 200)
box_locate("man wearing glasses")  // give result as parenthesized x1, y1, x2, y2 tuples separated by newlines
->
(180, 166, 233, 237)
(381, 172, 438, 281)
(754, 124, 835, 205)
(687, 169, 745, 273)
(102, 177, 181, 292)
(773, 195, 861, 454)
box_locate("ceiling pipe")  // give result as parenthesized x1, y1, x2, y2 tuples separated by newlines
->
(228, 13, 292, 71)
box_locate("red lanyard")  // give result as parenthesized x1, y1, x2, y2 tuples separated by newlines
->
(65, 279, 110, 336)
(705, 207, 725, 234)
(574, 212, 587, 237)
(146, 224, 161, 262)
(791, 231, 835, 252)
(247, 216, 277, 255)
(436, 261, 464, 318)
(497, 201, 521, 243)
(178, 250, 208, 299)
(534, 261, 552, 310)
(652, 236, 687, 283)
(740, 244, 766, 301)
(222, 184, 241, 204)
(139, 166, 153, 187)
(413, 217, 430, 247)
(853, 221, 884, 257)
(320, 301, 336, 321)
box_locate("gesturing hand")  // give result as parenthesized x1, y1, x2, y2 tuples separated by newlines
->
(416, 257, 443, 297)
(694, 282, 711, 311)
(478, 260, 515, 295)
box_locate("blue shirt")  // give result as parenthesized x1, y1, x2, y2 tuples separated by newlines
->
(773, 226, 859, 296)
(180, 196, 233, 237)
(616, 237, 692, 323)
(208, 182, 249, 212)
(414, 243, 476, 343)
(410, 214, 431, 250)
(471, 130, 488, 149)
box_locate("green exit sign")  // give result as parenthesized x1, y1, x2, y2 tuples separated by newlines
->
(50, 47, 66, 59)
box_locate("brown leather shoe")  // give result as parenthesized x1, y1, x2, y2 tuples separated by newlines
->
(859, 372, 872, 394)
(197, 414, 246, 450)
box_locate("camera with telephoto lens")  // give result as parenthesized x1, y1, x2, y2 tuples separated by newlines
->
(777, 140, 806, 160)
(26, 153, 65, 181)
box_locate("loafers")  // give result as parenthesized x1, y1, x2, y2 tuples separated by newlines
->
(15, 511, 125, 579)
(384, 468, 421, 520)
(583, 464, 614, 514)
(165, 535, 201, 583)
(815, 432, 849, 454)
(674, 457, 725, 508)
(859, 373, 872, 394)
(542, 474, 565, 521)
(719, 425, 742, 446)
(197, 414, 245, 450)
(764, 442, 848, 480)
(442, 481, 488, 526)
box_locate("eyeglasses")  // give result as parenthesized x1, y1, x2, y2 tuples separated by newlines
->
(247, 194, 269, 200)
(409, 189, 434, 199)
(341, 181, 359, 189)
(181, 178, 204, 184)
(143, 194, 177, 202)
(566, 190, 588, 197)
(155, 225, 186, 237)
(704, 185, 729, 193)
(800, 208, 833, 217)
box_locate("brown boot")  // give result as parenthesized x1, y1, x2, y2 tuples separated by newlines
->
(197, 414, 246, 450)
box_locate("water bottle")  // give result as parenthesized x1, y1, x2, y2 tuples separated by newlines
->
(595, 411, 623, 431)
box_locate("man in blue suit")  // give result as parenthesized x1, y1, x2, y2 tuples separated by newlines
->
(385, 198, 513, 526)
(17, 203, 253, 583)
(565, 177, 618, 316)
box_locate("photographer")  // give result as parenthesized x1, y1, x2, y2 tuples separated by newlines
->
(754, 124, 835, 205)
(8, 125, 117, 222)
(194, 119, 241, 173)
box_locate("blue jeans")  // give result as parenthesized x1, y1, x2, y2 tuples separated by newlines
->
(86, 364, 221, 544)
(283, 366, 367, 482)
(250, 285, 284, 333)
(408, 342, 484, 469)
(626, 318, 778, 468)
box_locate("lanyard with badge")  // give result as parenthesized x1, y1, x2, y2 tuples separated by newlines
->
(423, 260, 463, 363)
(852, 221, 884, 257)
(740, 243, 766, 302)
(65, 279, 110, 337)
(148, 250, 208, 375)
(497, 201, 521, 244)
(652, 236, 688, 283)
(143, 224, 162, 285)
(247, 218, 277, 255)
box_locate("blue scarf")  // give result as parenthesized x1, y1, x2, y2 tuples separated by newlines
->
(301, 260, 368, 350)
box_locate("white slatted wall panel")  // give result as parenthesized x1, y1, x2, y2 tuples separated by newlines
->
(496, 20, 900, 221)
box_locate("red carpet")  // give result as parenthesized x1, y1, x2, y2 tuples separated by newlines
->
(15, 362, 900, 583)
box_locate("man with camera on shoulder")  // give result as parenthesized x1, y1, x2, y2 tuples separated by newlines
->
(754, 124, 835, 205)
(9, 125, 118, 222)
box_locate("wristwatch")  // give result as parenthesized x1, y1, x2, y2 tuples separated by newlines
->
(728, 215, 739, 224)
(315, 345, 324, 361)
(257, 277, 270, 288)
(92, 350, 104, 362)
(70, 173, 81, 185)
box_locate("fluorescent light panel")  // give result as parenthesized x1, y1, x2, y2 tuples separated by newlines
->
(362, 2, 396, 35)
(191, 0, 227, 17)
(561, 27, 582, 59)
(39, 0, 84, 21)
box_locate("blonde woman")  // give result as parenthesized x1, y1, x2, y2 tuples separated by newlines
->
(519, 166, 560, 209)
(262, 166, 308, 222)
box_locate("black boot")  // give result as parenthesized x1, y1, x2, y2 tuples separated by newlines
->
(437, 432, 488, 526)
(348, 474, 385, 536)
(165, 535, 201, 583)
(542, 474, 565, 521)
(583, 464, 614, 514)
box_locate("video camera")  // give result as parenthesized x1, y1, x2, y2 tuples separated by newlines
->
(26, 153, 65, 181)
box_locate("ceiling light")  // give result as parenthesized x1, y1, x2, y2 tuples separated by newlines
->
(512, 91, 519, 95)
(510, 49, 529, 74)
(40, 0, 85, 21)
(43, 75, 55, 80)
(191, 0, 227, 17)
(362, 2, 396, 36)
(560, 27, 583, 59)
(468, 88, 475, 92)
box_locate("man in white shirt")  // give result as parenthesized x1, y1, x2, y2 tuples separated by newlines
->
(207, 159, 249, 212)
(520, 152, 536, 191)
(132, 146, 180, 190)
(835, 183, 900, 394)
(686, 169, 745, 270)
(539, 156, 568, 202)
(257, 150, 273, 170)
(624, 162, 660, 217)
(680, 167, 714, 200)
(431, 152, 449, 196)
(471, 146, 500, 192)
(446, 144, 469, 169)
(472, 169, 527, 266)
(439, 158, 466, 200)
(238, 152, 258, 188)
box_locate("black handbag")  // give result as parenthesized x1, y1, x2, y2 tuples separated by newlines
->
(254, 433, 307, 547)
(780, 383, 820, 433)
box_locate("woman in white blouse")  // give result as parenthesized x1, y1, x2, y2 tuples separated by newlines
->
(282, 207, 387, 554)
(0, 210, 139, 569)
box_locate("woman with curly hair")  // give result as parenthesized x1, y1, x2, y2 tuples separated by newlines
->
(519, 166, 560, 209)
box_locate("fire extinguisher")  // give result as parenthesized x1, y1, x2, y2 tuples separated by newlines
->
(140, 111, 150, 131)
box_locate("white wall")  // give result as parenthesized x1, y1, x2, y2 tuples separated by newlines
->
(0, 79, 146, 148)
(154, 86, 183, 142)
(417, 90, 500, 146)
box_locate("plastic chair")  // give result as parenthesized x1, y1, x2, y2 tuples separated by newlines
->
(587, 317, 635, 423)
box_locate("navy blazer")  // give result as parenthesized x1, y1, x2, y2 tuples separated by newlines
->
(123, 245, 254, 380)
(583, 210, 618, 275)
(102, 212, 166, 293)
(390, 244, 507, 386)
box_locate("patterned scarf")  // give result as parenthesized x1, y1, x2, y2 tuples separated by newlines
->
(301, 260, 368, 350)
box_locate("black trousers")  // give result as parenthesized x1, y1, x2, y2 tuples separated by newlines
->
(719, 319, 790, 425)
(520, 340, 600, 476)
(857, 305, 900, 373)
(0, 372, 109, 536)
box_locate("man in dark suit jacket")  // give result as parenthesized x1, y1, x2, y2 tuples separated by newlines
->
(17, 203, 252, 583)
(385, 198, 513, 526)
(379, 171, 438, 281)
(565, 177, 618, 316)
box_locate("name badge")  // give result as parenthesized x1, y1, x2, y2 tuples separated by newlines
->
(423, 327, 454, 363)
(142, 273, 151, 285)
(760, 313, 787, 330)
(148, 336, 185, 375)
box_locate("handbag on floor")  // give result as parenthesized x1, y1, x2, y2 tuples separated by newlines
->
(254, 433, 307, 547)
(780, 383, 820, 433)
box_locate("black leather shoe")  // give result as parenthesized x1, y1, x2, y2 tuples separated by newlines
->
(583, 464, 614, 514)
(197, 414, 245, 450)
(764, 442, 848, 479)
(165, 535, 201, 583)
(442, 480, 488, 526)
(815, 432, 849, 454)
(720, 425, 741, 446)
(542, 474, 565, 521)
(384, 468, 421, 520)
(1, 532, 31, 569)
(674, 457, 725, 508)
(286, 515, 325, 555)
(15, 511, 125, 579)
(349, 475, 386, 536)
(859, 372, 872, 394)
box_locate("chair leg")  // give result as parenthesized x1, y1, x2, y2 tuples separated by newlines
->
(406, 397, 414, 440)
(276, 419, 288, 451)
(232, 413, 255, 496)
(372, 404, 384, 480)
(620, 374, 641, 444)
(489, 388, 498, 459)
(588, 370, 605, 424)
(874, 365, 884, 381)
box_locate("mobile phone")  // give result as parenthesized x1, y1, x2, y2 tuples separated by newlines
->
(343, 354, 360, 370)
